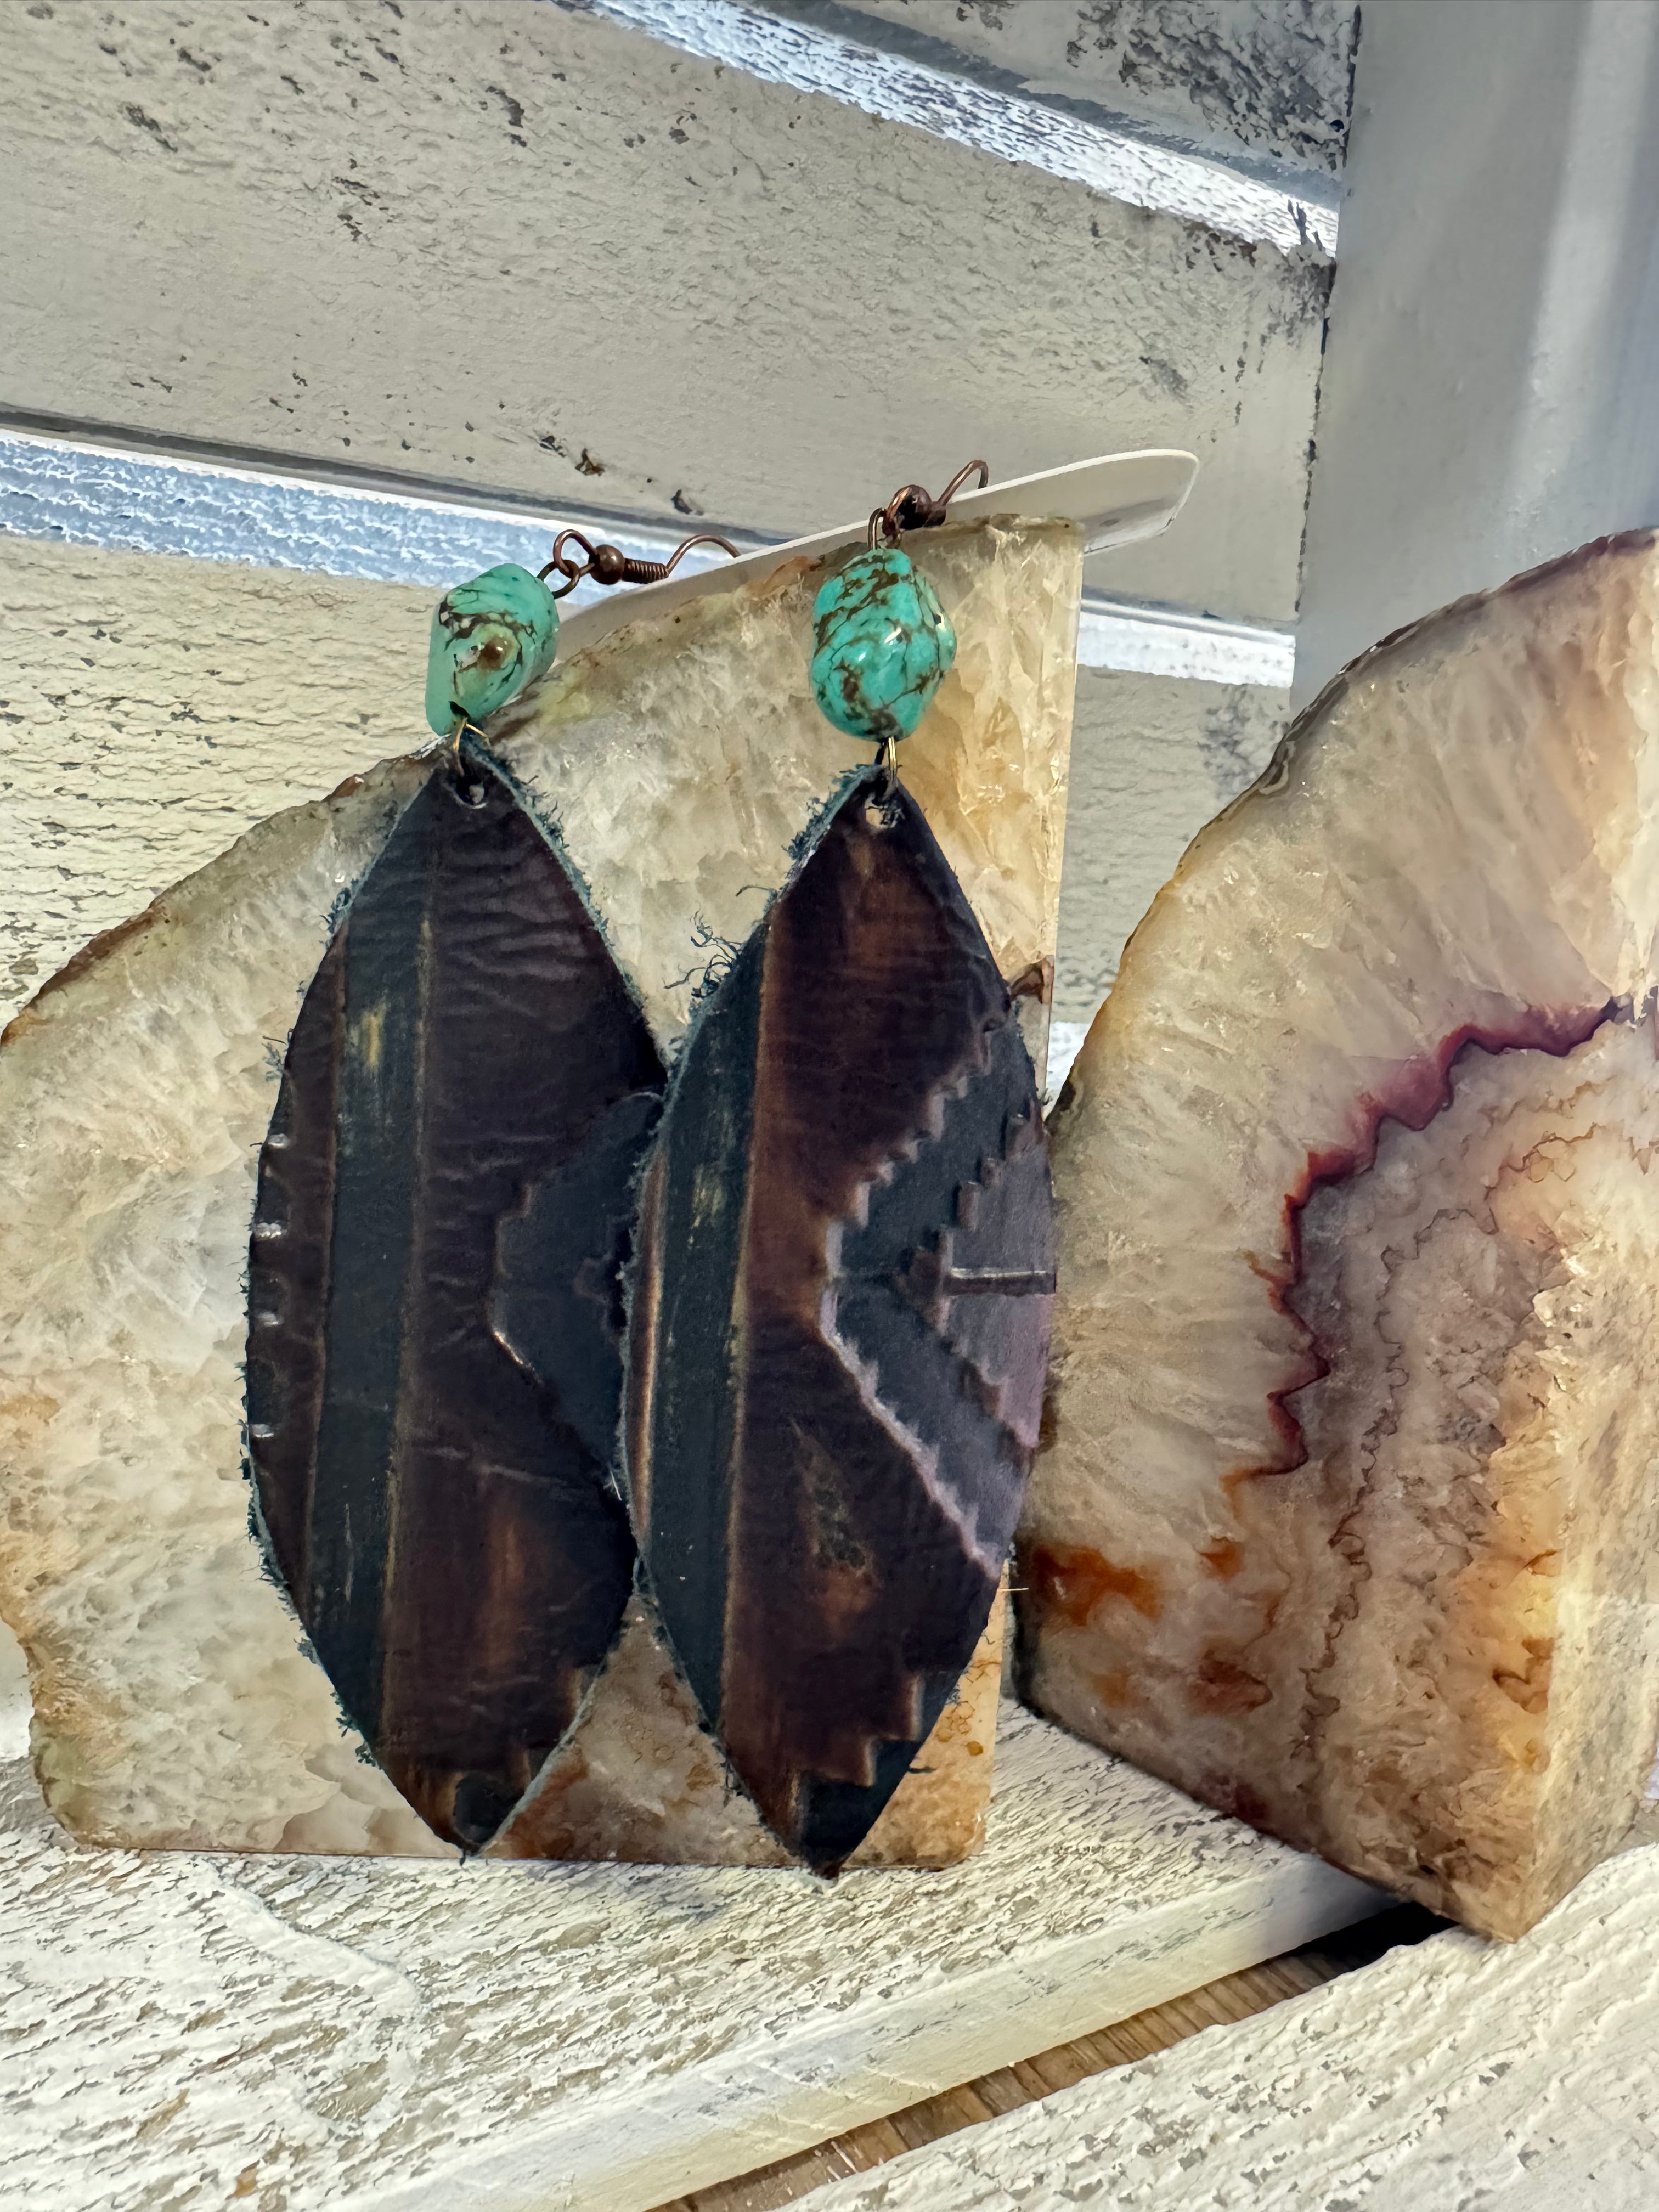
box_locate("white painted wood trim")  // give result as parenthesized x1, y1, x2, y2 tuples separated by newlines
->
(742, 0, 1358, 188)
(1295, 0, 1659, 701)
(555, 0, 1340, 255)
(2, 4, 1325, 625)
(1077, 599, 1296, 687)
(0, 1705, 1384, 2212)
(0, 419, 764, 601)
(796, 1838, 1659, 2210)
(0, 427, 1193, 588)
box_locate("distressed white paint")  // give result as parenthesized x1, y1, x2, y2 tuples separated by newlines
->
(759, 0, 1359, 180)
(565, 0, 1339, 253)
(0, 1703, 1383, 2212)
(1045, 1019, 1091, 1101)
(1050, 657, 1290, 1092)
(2, 0, 1329, 624)
(0, 424, 760, 607)
(0, 429, 1195, 594)
(0, 1626, 28, 1763)
(800, 1840, 1659, 2210)
(0, 538, 431, 1018)
(1296, 0, 1659, 698)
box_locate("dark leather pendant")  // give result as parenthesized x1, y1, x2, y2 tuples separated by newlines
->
(246, 749, 664, 1850)
(627, 772, 1055, 1869)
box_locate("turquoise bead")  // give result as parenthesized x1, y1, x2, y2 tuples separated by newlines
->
(424, 563, 560, 736)
(810, 546, 956, 744)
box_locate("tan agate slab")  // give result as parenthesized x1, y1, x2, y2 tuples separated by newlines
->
(1026, 531, 1659, 1937)
(0, 516, 1081, 1861)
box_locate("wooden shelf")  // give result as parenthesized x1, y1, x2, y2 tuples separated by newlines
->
(660, 1905, 1440, 2210)
(793, 1837, 1659, 2210)
(0, 1702, 1384, 2211)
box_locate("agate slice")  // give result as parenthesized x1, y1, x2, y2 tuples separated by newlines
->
(1025, 532, 1659, 1938)
(247, 746, 663, 1849)
(628, 771, 1054, 1868)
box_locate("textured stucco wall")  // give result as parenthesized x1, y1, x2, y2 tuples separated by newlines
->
(1054, 664, 1285, 1021)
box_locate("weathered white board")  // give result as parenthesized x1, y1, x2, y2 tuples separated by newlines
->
(0, 538, 431, 1017)
(778, 0, 1359, 179)
(1, 0, 1328, 624)
(0, 1701, 1383, 2212)
(799, 1836, 1659, 2210)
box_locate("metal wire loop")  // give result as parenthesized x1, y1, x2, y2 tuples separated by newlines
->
(447, 717, 492, 802)
(866, 459, 989, 548)
(538, 527, 740, 599)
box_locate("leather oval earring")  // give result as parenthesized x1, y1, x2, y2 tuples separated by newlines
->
(625, 467, 1058, 1871)
(245, 525, 731, 1852)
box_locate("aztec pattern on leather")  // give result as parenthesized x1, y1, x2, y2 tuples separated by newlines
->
(627, 770, 1055, 1868)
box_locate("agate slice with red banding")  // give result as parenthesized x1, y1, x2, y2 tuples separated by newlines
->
(1025, 531, 1659, 1939)
(246, 747, 663, 1850)
(626, 771, 1054, 1870)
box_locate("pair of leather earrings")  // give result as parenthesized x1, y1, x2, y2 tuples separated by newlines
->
(245, 466, 1056, 1867)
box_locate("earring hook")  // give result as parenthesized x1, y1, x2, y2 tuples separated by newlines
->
(866, 459, 989, 549)
(539, 527, 740, 600)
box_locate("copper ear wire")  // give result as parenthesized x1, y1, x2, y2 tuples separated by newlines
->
(539, 527, 740, 600)
(853, 460, 990, 789)
(540, 463, 985, 590)
(866, 459, 989, 548)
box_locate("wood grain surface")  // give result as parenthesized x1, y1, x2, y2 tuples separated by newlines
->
(0, 1703, 1386, 2210)
(656, 1905, 1440, 2211)
(772, 0, 1359, 176)
(788, 1839, 1659, 2210)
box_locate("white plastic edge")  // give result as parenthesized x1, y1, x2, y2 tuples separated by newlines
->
(558, 449, 1200, 650)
